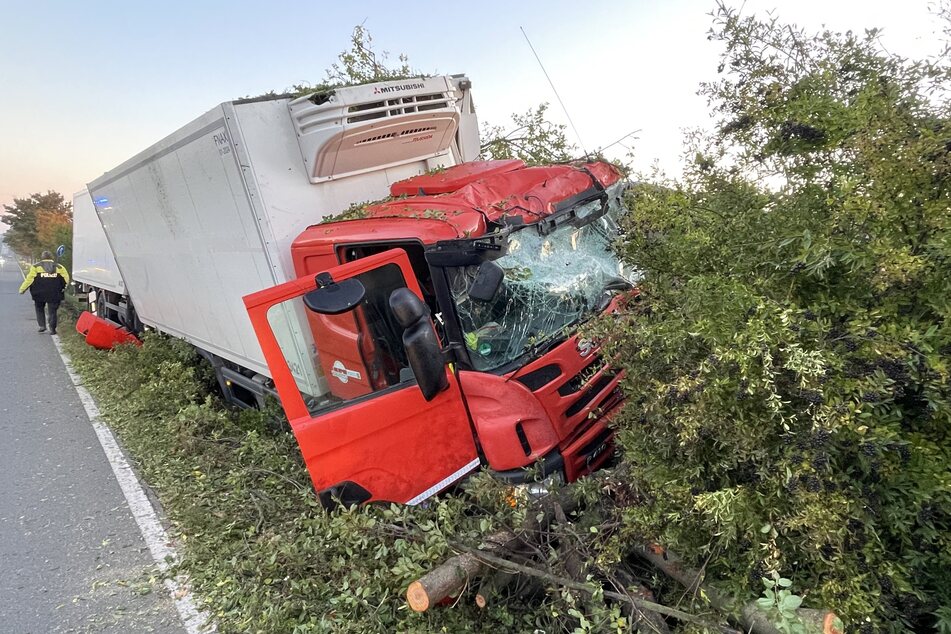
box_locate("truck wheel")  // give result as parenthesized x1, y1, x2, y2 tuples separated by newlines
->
(130, 305, 143, 334)
(124, 300, 137, 332)
(94, 289, 106, 318)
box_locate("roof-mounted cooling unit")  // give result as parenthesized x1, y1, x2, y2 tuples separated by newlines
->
(289, 76, 464, 183)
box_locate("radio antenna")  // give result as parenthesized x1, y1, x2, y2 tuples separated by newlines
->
(520, 26, 589, 157)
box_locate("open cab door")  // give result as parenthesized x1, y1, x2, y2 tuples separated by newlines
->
(244, 249, 480, 507)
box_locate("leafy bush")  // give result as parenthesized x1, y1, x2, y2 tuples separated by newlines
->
(595, 6, 951, 631)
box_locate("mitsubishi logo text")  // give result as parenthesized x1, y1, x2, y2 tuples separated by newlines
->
(373, 82, 426, 94)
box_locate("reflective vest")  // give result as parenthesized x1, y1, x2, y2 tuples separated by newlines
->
(20, 260, 69, 302)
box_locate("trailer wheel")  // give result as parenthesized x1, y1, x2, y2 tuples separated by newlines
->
(130, 303, 143, 334)
(124, 300, 138, 333)
(93, 289, 106, 318)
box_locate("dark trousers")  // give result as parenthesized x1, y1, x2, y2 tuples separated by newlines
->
(34, 300, 60, 332)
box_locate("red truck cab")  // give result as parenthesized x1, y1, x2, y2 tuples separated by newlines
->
(244, 159, 633, 507)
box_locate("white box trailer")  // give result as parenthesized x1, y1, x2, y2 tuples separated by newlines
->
(72, 188, 123, 294)
(82, 75, 478, 402)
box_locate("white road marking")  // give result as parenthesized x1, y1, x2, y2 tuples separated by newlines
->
(51, 335, 214, 634)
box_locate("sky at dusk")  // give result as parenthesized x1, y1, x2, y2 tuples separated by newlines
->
(0, 0, 944, 227)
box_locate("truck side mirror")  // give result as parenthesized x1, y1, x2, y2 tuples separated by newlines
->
(389, 288, 448, 401)
(469, 261, 504, 302)
(303, 273, 366, 315)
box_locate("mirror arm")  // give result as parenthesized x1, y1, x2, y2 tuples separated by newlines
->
(441, 342, 467, 367)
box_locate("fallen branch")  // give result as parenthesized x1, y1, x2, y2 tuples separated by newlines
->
(611, 568, 671, 634)
(552, 501, 587, 581)
(635, 544, 844, 634)
(407, 491, 578, 612)
(474, 569, 518, 609)
(454, 545, 739, 633)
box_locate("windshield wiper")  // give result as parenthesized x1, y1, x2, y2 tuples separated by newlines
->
(594, 277, 634, 312)
(603, 276, 634, 292)
(537, 193, 607, 236)
(517, 322, 578, 366)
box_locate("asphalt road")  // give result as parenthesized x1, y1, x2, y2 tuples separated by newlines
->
(0, 266, 186, 633)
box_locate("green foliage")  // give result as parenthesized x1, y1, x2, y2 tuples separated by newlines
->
(324, 25, 416, 86)
(320, 199, 374, 223)
(593, 4, 951, 630)
(480, 103, 575, 165)
(756, 573, 805, 634)
(58, 325, 566, 633)
(244, 25, 421, 100)
(1, 190, 72, 264)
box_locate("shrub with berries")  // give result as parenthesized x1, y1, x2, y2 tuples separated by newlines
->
(590, 5, 951, 630)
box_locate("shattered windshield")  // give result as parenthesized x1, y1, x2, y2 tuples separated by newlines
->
(448, 185, 634, 371)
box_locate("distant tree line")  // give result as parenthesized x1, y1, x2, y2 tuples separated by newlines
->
(1, 191, 72, 269)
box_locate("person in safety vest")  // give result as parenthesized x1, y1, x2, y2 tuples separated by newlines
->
(19, 251, 70, 335)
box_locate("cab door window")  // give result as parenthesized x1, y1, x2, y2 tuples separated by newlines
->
(265, 263, 413, 413)
(341, 242, 439, 315)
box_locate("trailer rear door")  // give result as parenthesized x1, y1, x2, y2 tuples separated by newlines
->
(243, 249, 480, 506)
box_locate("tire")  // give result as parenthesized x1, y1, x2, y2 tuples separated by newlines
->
(99, 290, 108, 319)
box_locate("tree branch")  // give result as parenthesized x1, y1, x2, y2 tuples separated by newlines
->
(454, 545, 739, 632)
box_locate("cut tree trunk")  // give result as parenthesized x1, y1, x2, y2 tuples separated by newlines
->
(407, 491, 579, 612)
(406, 531, 514, 612)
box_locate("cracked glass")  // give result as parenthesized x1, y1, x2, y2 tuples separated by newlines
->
(448, 184, 634, 371)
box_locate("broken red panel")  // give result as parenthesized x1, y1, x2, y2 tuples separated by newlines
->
(75, 311, 142, 349)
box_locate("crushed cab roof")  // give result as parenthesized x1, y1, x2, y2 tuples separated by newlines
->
(294, 160, 623, 248)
